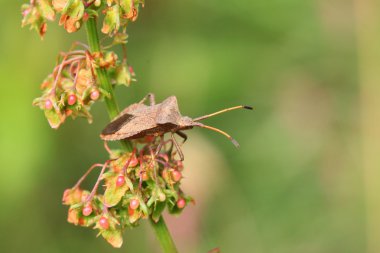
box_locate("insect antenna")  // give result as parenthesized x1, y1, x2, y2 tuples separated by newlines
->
(199, 125, 240, 148)
(193, 105, 253, 122)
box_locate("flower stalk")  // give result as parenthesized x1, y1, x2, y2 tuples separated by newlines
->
(84, 16, 178, 253)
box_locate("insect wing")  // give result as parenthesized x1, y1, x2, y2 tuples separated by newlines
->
(101, 112, 157, 141)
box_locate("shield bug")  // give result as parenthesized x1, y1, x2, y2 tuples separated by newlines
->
(100, 93, 252, 160)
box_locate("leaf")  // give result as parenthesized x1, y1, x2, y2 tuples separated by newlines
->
(102, 5, 120, 35)
(38, 0, 55, 21)
(52, 0, 68, 12)
(59, 0, 84, 33)
(138, 196, 149, 216)
(120, 0, 132, 17)
(104, 175, 129, 207)
(75, 69, 93, 95)
(110, 152, 135, 173)
(128, 208, 141, 224)
(115, 63, 132, 87)
(67, 208, 80, 225)
(21, 3, 48, 38)
(101, 229, 123, 248)
(62, 188, 83, 205)
(44, 107, 66, 129)
(151, 201, 166, 223)
(79, 214, 97, 227)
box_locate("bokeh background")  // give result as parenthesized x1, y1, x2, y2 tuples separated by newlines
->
(1, 0, 379, 252)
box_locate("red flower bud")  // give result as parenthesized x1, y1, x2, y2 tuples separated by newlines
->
(177, 198, 186, 209)
(116, 175, 125, 187)
(45, 99, 53, 110)
(68, 94, 77, 105)
(171, 170, 182, 182)
(90, 90, 100, 100)
(82, 204, 93, 216)
(99, 216, 109, 230)
(129, 199, 140, 210)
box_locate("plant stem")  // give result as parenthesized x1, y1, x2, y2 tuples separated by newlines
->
(150, 217, 179, 253)
(84, 17, 178, 253)
(85, 18, 119, 120)
(85, 18, 132, 151)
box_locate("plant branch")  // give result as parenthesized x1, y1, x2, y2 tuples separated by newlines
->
(85, 17, 132, 151)
(150, 217, 179, 253)
(84, 17, 178, 253)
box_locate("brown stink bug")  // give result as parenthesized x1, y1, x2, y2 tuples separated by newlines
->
(100, 93, 252, 160)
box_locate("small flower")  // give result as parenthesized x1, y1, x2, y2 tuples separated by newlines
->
(82, 204, 93, 216)
(99, 216, 110, 230)
(63, 141, 192, 247)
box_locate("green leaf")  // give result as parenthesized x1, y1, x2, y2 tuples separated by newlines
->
(44, 108, 65, 129)
(67, 207, 80, 225)
(101, 229, 123, 248)
(62, 188, 85, 205)
(62, 0, 75, 13)
(151, 201, 166, 223)
(120, 0, 132, 16)
(104, 175, 129, 207)
(38, 0, 55, 21)
(115, 63, 132, 87)
(138, 196, 149, 215)
(102, 5, 120, 34)
(59, 0, 84, 33)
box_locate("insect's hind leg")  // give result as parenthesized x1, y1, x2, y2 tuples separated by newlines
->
(139, 93, 156, 106)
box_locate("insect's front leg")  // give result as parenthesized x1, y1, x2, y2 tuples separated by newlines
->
(138, 93, 156, 106)
(171, 132, 185, 161)
(175, 130, 187, 143)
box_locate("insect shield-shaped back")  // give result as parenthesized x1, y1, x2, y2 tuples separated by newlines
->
(155, 96, 182, 125)
(100, 96, 186, 141)
(100, 94, 252, 147)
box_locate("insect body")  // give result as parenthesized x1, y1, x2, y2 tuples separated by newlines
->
(100, 93, 252, 159)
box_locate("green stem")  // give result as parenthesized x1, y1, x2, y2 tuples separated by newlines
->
(85, 18, 132, 151)
(84, 17, 178, 253)
(85, 18, 119, 119)
(150, 217, 178, 253)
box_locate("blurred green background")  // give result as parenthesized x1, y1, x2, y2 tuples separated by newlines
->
(1, 0, 376, 252)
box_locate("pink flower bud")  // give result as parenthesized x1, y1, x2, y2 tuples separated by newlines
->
(67, 94, 77, 105)
(129, 199, 140, 210)
(82, 205, 93, 216)
(45, 99, 53, 110)
(116, 175, 125, 187)
(171, 170, 182, 182)
(99, 216, 109, 229)
(177, 198, 186, 209)
(90, 90, 100, 100)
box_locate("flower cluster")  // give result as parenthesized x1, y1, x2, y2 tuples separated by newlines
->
(32, 44, 135, 128)
(63, 137, 192, 247)
(21, 0, 144, 38)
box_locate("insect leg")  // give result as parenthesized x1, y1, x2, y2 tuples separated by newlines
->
(175, 130, 187, 143)
(138, 93, 156, 105)
(154, 136, 164, 156)
(148, 93, 155, 105)
(103, 141, 112, 155)
(148, 146, 159, 183)
(171, 132, 185, 161)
